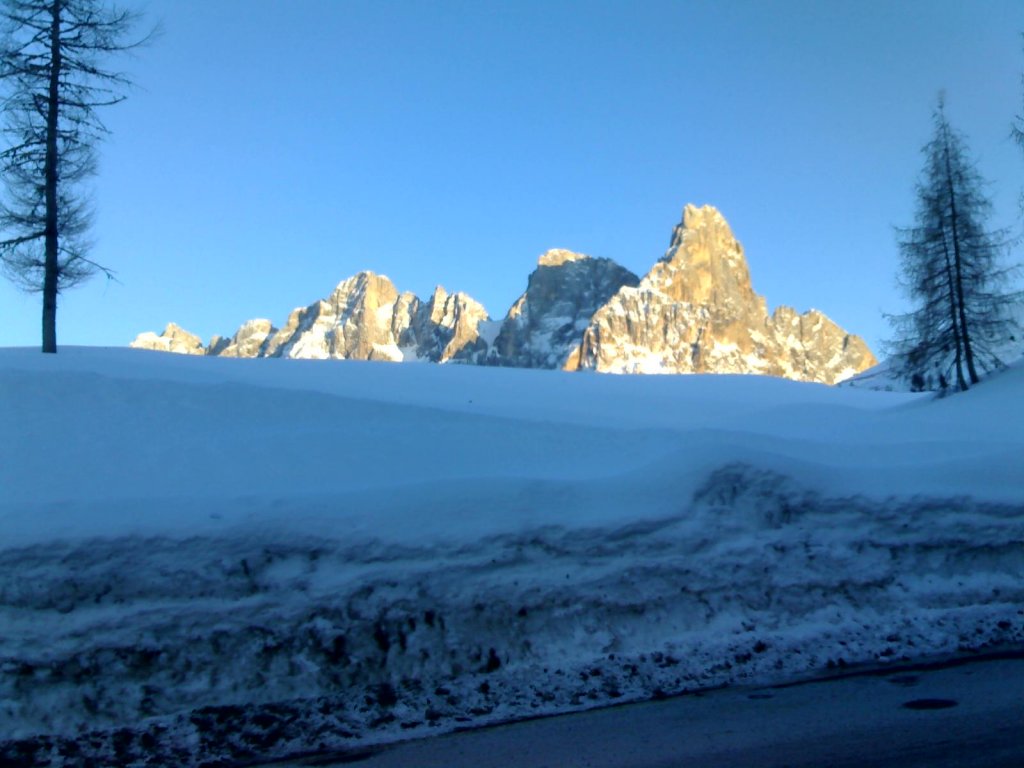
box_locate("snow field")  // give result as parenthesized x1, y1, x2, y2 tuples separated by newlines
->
(0, 347, 1022, 765)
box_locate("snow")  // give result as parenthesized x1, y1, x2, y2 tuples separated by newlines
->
(370, 342, 403, 361)
(475, 319, 502, 347)
(0, 347, 1022, 765)
(397, 345, 428, 363)
(374, 302, 396, 327)
(843, 358, 906, 390)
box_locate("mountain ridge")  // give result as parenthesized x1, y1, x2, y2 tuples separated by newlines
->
(132, 205, 877, 384)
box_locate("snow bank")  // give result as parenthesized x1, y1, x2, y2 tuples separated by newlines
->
(0, 348, 1021, 765)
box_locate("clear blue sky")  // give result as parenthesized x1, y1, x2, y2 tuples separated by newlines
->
(1, 0, 1022, 355)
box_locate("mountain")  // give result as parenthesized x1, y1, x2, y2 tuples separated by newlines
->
(207, 319, 276, 358)
(131, 205, 876, 383)
(136, 272, 491, 363)
(564, 205, 875, 383)
(487, 249, 639, 368)
(131, 322, 206, 356)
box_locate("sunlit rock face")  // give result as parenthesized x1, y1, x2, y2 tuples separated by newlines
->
(130, 272, 492, 363)
(243, 272, 492, 362)
(129, 323, 206, 355)
(413, 286, 491, 363)
(565, 205, 876, 383)
(256, 271, 408, 361)
(208, 319, 276, 358)
(488, 249, 639, 369)
(129, 205, 876, 382)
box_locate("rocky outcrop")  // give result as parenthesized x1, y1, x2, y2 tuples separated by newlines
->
(564, 205, 876, 383)
(412, 286, 491, 363)
(130, 323, 206, 356)
(208, 319, 276, 358)
(488, 249, 639, 368)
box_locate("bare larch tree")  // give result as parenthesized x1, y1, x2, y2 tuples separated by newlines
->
(0, 0, 147, 352)
(888, 97, 1020, 393)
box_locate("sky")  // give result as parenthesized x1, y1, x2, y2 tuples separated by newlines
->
(1, 0, 1022, 355)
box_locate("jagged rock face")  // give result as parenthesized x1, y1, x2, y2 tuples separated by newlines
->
(130, 323, 206, 356)
(565, 205, 876, 383)
(489, 249, 639, 368)
(208, 319, 277, 358)
(255, 272, 492, 362)
(412, 286, 491, 363)
(259, 272, 409, 361)
(130, 272, 492, 364)
(768, 306, 876, 383)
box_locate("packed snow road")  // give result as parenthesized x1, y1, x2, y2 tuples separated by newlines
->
(1, 348, 1022, 766)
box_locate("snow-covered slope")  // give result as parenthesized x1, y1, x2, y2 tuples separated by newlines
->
(845, 317, 1024, 392)
(0, 348, 1021, 765)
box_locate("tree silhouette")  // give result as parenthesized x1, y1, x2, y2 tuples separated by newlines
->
(0, 0, 150, 352)
(888, 97, 1020, 392)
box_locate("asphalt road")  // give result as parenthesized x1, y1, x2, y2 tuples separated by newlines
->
(271, 655, 1024, 768)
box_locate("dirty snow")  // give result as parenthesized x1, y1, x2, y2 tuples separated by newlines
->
(0, 347, 1022, 766)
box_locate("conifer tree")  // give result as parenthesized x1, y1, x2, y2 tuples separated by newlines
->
(0, 0, 148, 352)
(888, 97, 1020, 392)
(1014, 49, 1024, 207)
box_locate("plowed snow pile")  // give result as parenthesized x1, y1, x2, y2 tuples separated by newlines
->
(1, 348, 1021, 765)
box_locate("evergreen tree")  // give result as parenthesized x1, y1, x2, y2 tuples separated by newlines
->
(0, 0, 149, 353)
(1013, 37, 1024, 158)
(1014, 44, 1024, 210)
(888, 98, 1020, 392)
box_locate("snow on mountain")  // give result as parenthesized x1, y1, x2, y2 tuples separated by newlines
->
(257, 271, 489, 363)
(567, 205, 876, 383)
(487, 249, 639, 368)
(1, 347, 1021, 765)
(410, 285, 491, 364)
(129, 322, 205, 356)
(208, 318, 276, 358)
(131, 204, 876, 384)
(134, 272, 492, 365)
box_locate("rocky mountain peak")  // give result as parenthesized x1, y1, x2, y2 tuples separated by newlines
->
(426, 285, 451, 324)
(537, 248, 589, 268)
(130, 322, 205, 355)
(489, 250, 639, 368)
(679, 202, 731, 239)
(208, 318, 276, 358)
(413, 286, 490, 363)
(643, 204, 756, 309)
(569, 205, 876, 382)
(328, 270, 399, 308)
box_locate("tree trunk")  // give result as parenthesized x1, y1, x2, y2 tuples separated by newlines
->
(41, 0, 61, 353)
(942, 125, 979, 385)
(940, 236, 966, 392)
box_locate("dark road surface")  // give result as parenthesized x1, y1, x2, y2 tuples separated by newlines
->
(274, 656, 1024, 768)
